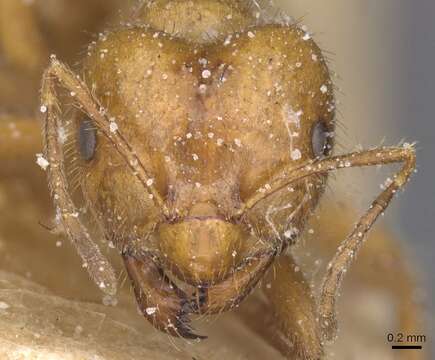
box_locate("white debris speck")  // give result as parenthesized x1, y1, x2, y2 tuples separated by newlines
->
(216, 138, 224, 146)
(40, 105, 47, 113)
(109, 122, 118, 133)
(146, 178, 154, 186)
(198, 84, 207, 94)
(284, 230, 293, 238)
(56, 241, 62, 247)
(99, 282, 106, 289)
(146, 307, 157, 315)
(381, 177, 394, 189)
(311, 54, 318, 62)
(320, 85, 328, 94)
(202, 69, 211, 79)
(0, 302, 10, 310)
(162, 73, 168, 80)
(247, 31, 256, 38)
(36, 154, 50, 170)
(234, 138, 242, 147)
(58, 126, 67, 144)
(192, 153, 199, 161)
(232, 251, 237, 257)
(199, 58, 208, 66)
(164, 156, 171, 162)
(302, 33, 311, 41)
(223, 34, 233, 46)
(291, 149, 302, 160)
(186, 132, 192, 139)
(207, 132, 215, 139)
(195, 182, 201, 188)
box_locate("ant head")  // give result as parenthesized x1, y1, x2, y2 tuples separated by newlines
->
(136, 0, 256, 45)
(74, 7, 335, 286)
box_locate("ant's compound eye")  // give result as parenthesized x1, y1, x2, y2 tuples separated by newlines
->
(311, 121, 330, 158)
(78, 117, 96, 161)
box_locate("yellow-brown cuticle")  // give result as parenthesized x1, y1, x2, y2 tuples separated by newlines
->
(158, 214, 246, 285)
